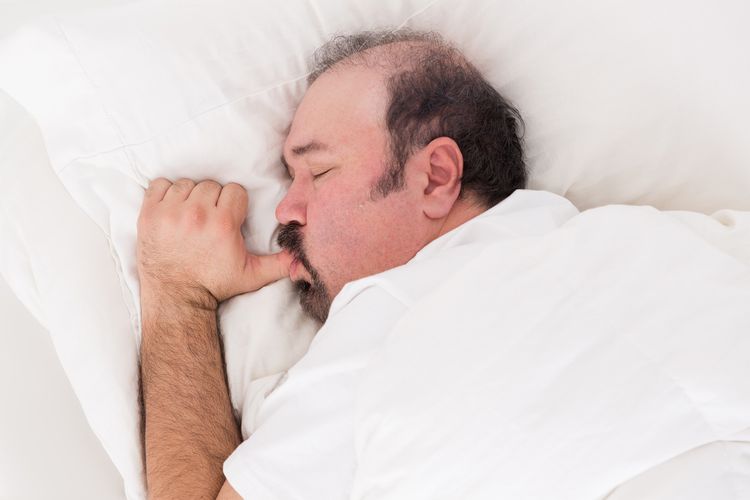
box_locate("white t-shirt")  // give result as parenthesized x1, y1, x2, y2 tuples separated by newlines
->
(223, 189, 579, 499)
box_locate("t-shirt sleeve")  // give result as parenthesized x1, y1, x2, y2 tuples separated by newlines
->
(222, 378, 356, 500)
(222, 285, 403, 500)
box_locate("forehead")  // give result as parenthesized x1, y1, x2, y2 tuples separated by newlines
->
(284, 65, 389, 155)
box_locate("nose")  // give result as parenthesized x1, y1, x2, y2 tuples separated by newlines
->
(275, 179, 308, 226)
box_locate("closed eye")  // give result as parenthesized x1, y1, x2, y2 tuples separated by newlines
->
(313, 169, 332, 180)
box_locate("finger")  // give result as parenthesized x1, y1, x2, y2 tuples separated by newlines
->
(217, 183, 249, 224)
(162, 178, 196, 202)
(188, 179, 223, 206)
(243, 251, 293, 292)
(143, 177, 172, 206)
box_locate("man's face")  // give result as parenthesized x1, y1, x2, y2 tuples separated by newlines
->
(275, 65, 428, 322)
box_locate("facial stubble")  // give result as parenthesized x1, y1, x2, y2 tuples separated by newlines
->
(277, 223, 332, 323)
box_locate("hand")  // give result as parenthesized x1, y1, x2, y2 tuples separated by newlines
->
(136, 178, 292, 308)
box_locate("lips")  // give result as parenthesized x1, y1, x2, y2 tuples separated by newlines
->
(289, 256, 312, 283)
(289, 257, 300, 280)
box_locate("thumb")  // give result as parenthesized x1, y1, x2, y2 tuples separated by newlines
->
(242, 250, 293, 292)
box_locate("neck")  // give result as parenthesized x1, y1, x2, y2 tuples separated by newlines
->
(436, 198, 486, 238)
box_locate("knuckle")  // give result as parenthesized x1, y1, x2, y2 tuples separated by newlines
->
(161, 208, 180, 227)
(215, 211, 236, 233)
(174, 178, 196, 190)
(148, 177, 171, 190)
(138, 204, 160, 227)
(225, 182, 248, 199)
(163, 212, 182, 229)
(200, 179, 222, 190)
(185, 204, 206, 225)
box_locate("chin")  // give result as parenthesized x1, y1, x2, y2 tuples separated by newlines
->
(294, 277, 332, 324)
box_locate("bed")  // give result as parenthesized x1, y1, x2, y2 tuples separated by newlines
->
(1, 0, 749, 499)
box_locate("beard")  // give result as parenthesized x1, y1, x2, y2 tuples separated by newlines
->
(277, 223, 332, 323)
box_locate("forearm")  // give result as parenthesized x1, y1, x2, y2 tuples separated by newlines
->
(140, 287, 241, 499)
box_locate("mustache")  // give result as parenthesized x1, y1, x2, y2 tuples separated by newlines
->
(276, 222, 331, 323)
(277, 223, 315, 276)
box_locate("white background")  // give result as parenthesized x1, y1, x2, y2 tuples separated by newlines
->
(0, 278, 126, 500)
(0, 1, 130, 498)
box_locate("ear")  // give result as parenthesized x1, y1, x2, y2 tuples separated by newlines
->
(420, 137, 463, 219)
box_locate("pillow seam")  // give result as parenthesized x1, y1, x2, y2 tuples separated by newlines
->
(54, 19, 143, 356)
(54, 19, 142, 179)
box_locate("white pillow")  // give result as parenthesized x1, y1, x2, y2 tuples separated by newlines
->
(1, 0, 749, 499)
(0, 89, 144, 499)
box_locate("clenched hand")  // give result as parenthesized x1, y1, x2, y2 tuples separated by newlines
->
(136, 177, 292, 309)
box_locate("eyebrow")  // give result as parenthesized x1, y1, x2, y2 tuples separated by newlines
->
(280, 140, 331, 175)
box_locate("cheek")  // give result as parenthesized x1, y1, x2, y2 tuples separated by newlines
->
(303, 186, 362, 257)
(304, 191, 385, 282)
(314, 198, 414, 277)
(301, 165, 418, 293)
(308, 193, 371, 257)
(307, 172, 379, 238)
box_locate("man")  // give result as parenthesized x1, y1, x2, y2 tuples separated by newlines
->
(136, 29, 531, 499)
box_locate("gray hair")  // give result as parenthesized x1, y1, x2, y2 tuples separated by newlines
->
(306, 28, 527, 207)
(307, 28, 448, 84)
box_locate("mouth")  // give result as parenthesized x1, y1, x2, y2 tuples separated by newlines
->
(289, 257, 300, 280)
(277, 223, 316, 287)
(289, 256, 312, 284)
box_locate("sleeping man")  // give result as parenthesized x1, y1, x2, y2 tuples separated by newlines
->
(135, 28, 750, 500)
(136, 28, 537, 498)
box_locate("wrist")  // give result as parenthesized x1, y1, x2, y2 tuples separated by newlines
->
(140, 279, 218, 312)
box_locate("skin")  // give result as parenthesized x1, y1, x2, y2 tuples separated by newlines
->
(137, 54, 484, 499)
(276, 63, 483, 320)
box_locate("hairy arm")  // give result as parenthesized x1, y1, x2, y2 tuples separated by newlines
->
(140, 286, 239, 499)
(136, 177, 291, 499)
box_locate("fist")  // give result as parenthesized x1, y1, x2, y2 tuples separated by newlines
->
(136, 178, 291, 307)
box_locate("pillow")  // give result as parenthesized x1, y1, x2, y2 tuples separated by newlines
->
(1, 0, 749, 499)
(0, 89, 145, 499)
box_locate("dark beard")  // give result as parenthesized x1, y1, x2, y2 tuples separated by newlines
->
(277, 223, 332, 323)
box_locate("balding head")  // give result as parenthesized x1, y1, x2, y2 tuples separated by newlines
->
(275, 29, 526, 322)
(307, 30, 459, 84)
(307, 29, 527, 206)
